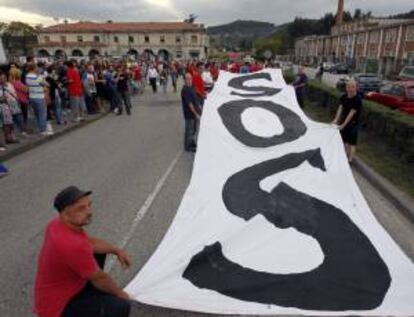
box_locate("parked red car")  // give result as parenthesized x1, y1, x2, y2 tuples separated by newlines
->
(366, 81, 414, 115)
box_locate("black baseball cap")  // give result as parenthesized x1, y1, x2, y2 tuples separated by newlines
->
(54, 186, 92, 212)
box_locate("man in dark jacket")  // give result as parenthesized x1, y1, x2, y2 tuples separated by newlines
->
(181, 73, 201, 152)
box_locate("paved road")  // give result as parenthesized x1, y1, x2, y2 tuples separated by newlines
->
(0, 86, 413, 317)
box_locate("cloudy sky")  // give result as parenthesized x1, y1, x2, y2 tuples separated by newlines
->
(0, 0, 412, 27)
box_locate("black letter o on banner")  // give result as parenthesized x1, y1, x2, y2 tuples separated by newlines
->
(218, 99, 307, 148)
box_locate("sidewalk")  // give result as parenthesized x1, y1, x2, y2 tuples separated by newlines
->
(353, 157, 414, 223)
(0, 112, 107, 162)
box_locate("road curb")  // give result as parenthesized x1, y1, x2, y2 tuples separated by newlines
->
(0, 112, 109, 162)
(353, 157, 414, 223)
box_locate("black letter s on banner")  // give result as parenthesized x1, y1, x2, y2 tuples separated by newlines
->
(183, 149, 391, 310)
(228, 73, 282, 97)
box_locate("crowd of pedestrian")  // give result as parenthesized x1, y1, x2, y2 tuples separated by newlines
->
(1, 57, 317, 178)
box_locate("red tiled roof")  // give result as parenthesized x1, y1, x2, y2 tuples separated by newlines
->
(42, 22, 205, 33)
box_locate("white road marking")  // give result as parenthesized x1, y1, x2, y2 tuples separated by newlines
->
(107, 150, 182, 272)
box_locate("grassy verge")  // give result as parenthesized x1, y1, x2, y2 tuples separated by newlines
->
(304, 99, 414, 197)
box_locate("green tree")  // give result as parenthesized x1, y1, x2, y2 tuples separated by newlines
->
(239, 38, 253, 52)
(0, 22, 7, 34)
(343, 11, 353, 22)
(363, 11, 372, 19)
(353, 9, 362, 20)
(3, 21, 37, 36)
(253, 36, 282, 59)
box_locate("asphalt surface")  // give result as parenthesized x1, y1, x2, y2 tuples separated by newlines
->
(0, 85, 413, 317)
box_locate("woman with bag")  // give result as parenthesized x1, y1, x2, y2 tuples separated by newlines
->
(9, 66, 29, 129)
(0, 70, 20, 144)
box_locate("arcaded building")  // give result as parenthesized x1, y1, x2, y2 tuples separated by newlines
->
(35, 21, 210, 61)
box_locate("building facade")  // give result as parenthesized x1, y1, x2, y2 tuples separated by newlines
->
(295, 18, 414, 77)
(35, 21, 210, 61)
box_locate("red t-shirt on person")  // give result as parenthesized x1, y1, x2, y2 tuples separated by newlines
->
(133, 66, 142, 81)
(66, 67, 83, 97)
(34, 217, 98, 317)
(192, 72, 206, 99)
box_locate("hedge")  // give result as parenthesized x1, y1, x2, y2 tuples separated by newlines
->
(283, 73, 414, 163)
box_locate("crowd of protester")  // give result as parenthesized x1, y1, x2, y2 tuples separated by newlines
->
(0, 56, 273, 176)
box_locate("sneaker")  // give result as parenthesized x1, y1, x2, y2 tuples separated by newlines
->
(6, 138, 19, 144)
(0, 146, 6, 151)
(40, 131, 49, 136)
(0, 164, 8, 177)
(185, 146, 197, 153)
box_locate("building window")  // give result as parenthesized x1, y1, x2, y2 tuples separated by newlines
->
(60, 36, 66, 43)
(369, 31, 379, 43)
(191, 35, 198, 44)
(94, 36, 100, 43)
(340, 36, 347, 45)
(190, 50, 200, 58)
(176, 36, 181, 43)
(176, 51, 182, 58)
(406, 26, 414, 42)
(160, 35, 165, 43)
(114, 36, 119, 43)
(385, 29, 397, 43)
(145, 35, 150, 43)
(357, 33, 365, 44)
(44, 36, 50, 43)
(129, 36, 134, 43)
(77, 35, 83, 42)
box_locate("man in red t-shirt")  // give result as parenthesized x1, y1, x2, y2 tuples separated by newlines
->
(209, 62, 219, 81)
(192, 62, 206, 108)
(34, 186, 131, 317)
(66, 62, 86, 122)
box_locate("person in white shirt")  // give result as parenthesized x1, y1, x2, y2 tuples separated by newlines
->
(147, 64, 159, 94)
(202, 65, 214, 93)
(25, 63, 48, 134)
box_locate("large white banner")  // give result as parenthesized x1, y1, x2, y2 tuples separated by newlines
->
(126, 69, 414, 315)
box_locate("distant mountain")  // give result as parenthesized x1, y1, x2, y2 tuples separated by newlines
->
(207, 20, 280, 51)
(208, 20, 278, 36)
(390, 10, 414, 20)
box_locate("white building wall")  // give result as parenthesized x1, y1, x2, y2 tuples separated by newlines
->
(37, 28, 209, 60)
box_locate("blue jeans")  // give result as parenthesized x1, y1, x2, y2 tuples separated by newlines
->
(70, 96, 87, 119)
(62, 254, 130, 317)
(53, 94, 63, 124)
(12, 113, 25, 133)
(30, 99, 47, 132)
(184, 119, 198, 150)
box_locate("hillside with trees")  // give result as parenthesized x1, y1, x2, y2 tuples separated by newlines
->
(208, 8, 413, 60)
(390, 9, 414, 20)
(207, 20, 279, 52)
